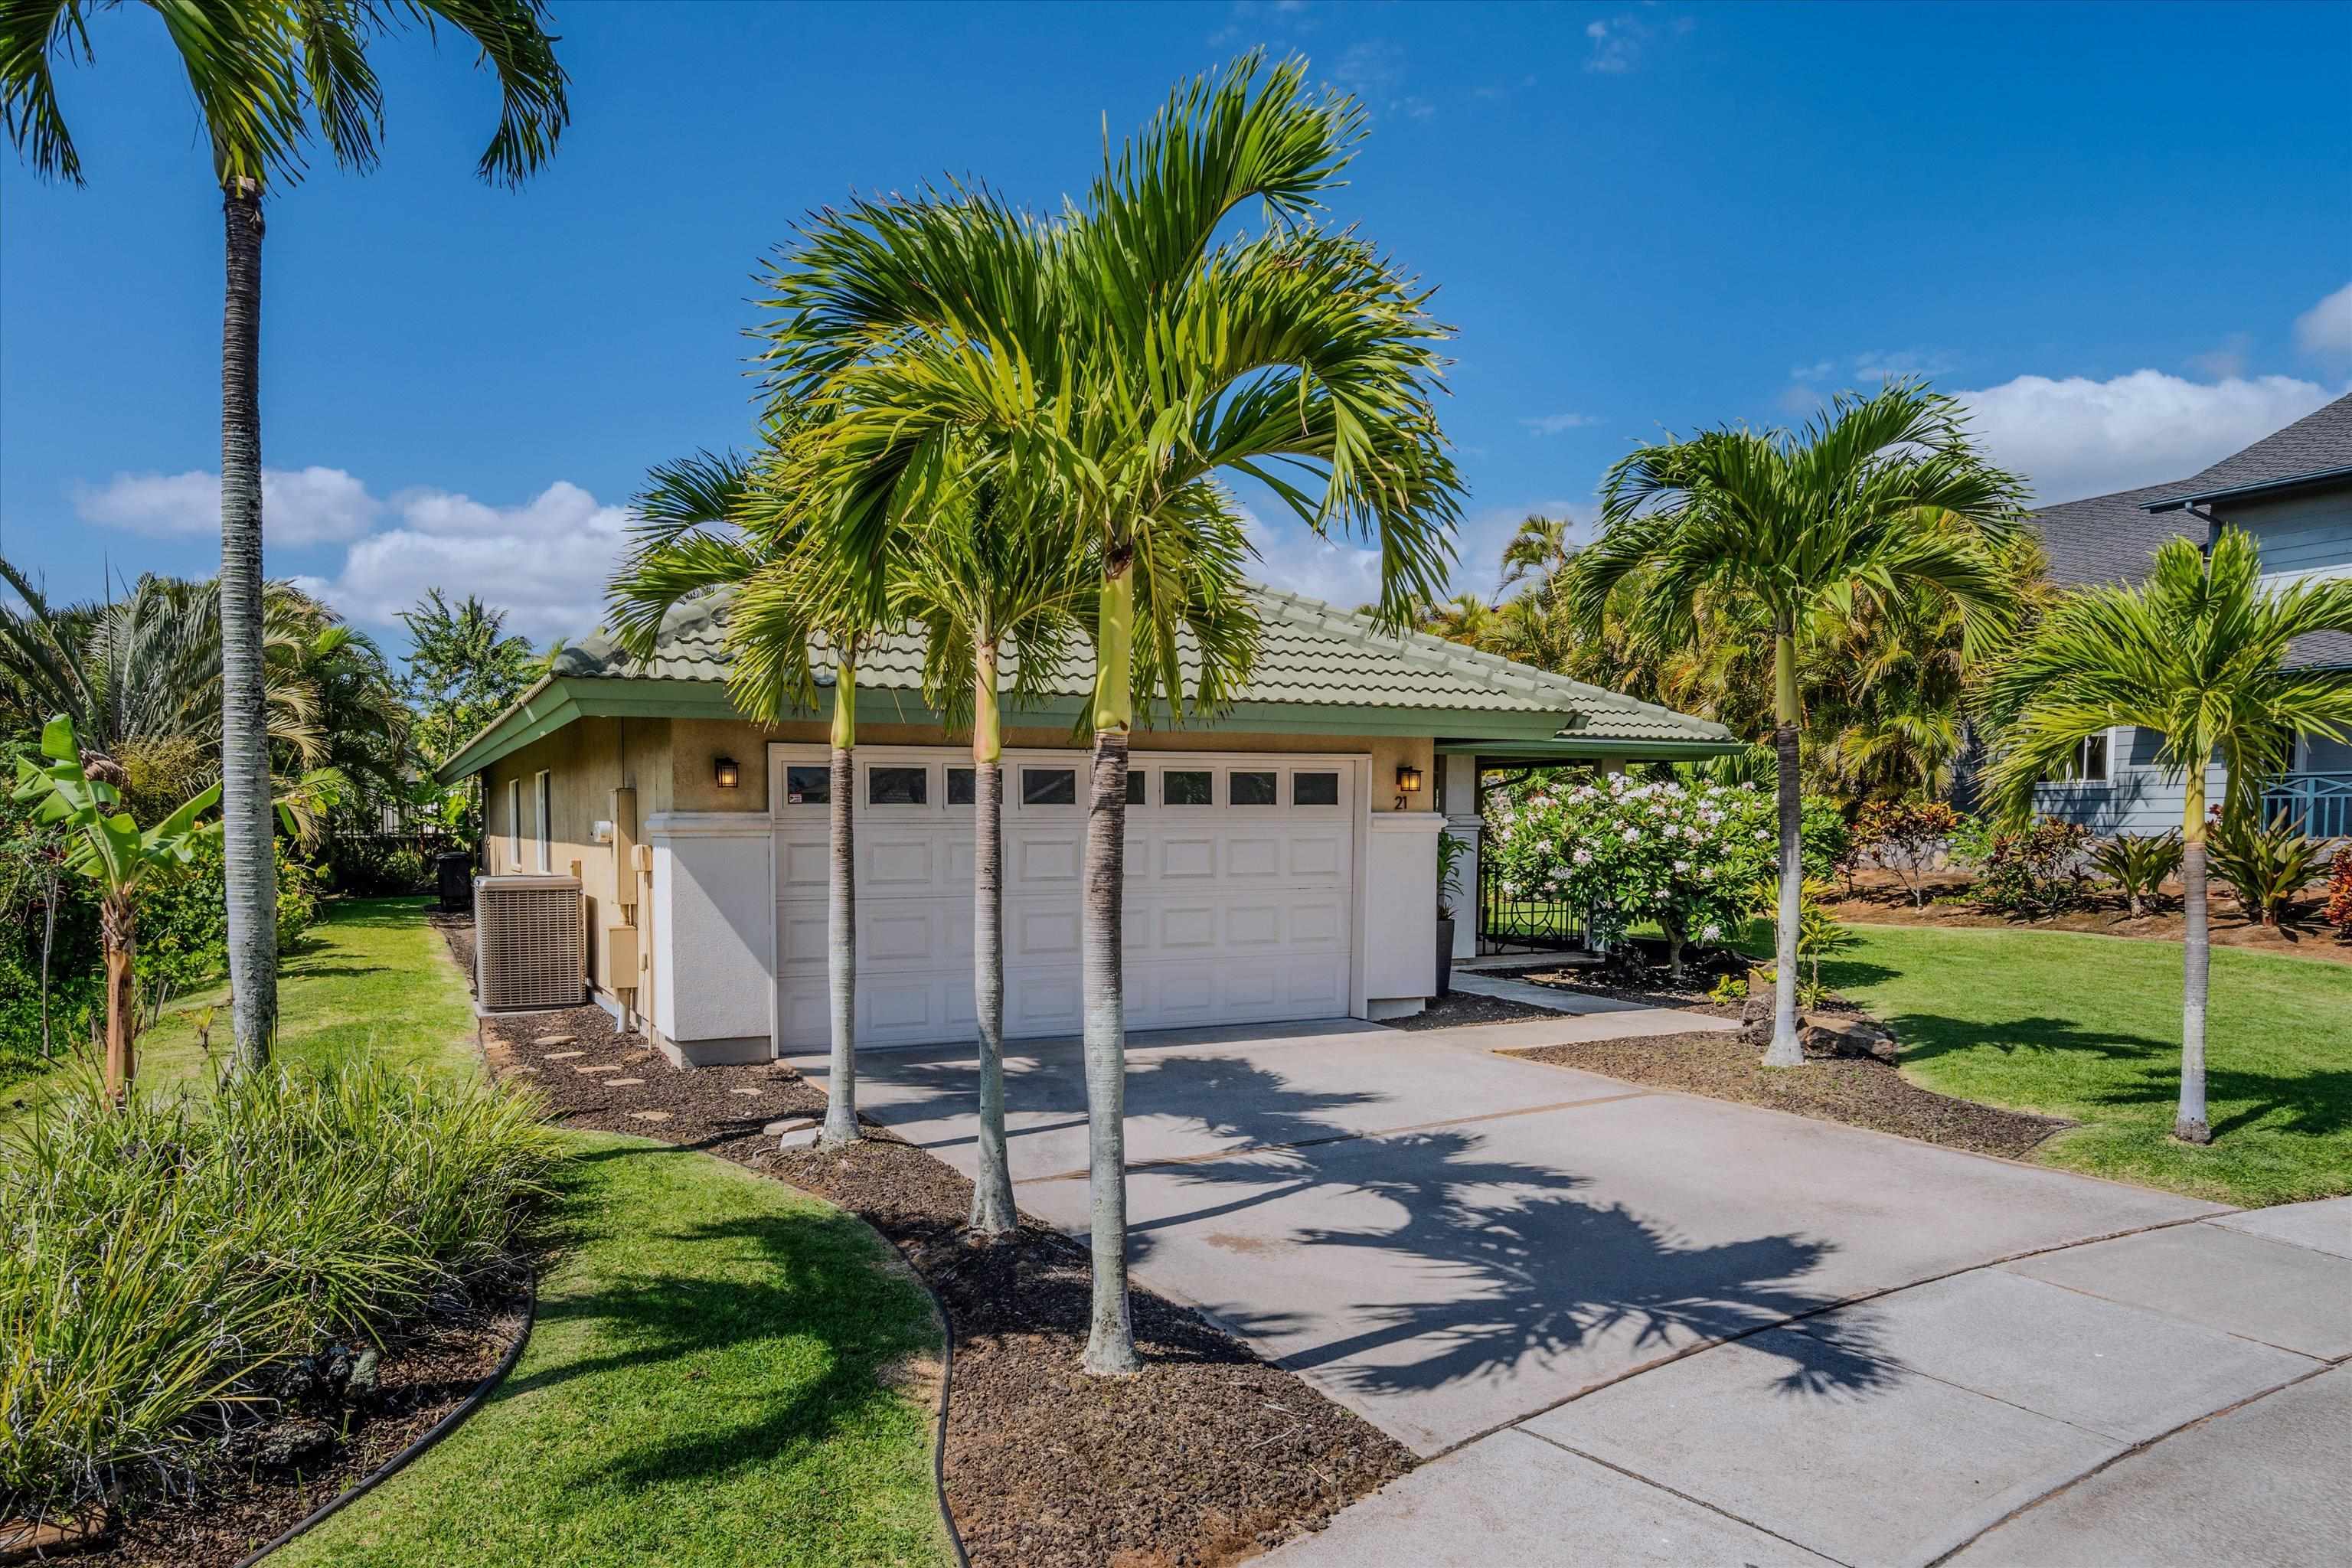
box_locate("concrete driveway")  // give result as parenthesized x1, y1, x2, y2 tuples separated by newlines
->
(792, 1014, 2350, 1566)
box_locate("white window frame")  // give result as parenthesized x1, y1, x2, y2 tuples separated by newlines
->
(534, 769, 552, 872)
(2045, 728, 2115, 787)
(507, 778, 521, 871)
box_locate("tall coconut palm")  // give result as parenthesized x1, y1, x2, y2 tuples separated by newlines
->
(1981, 529, 2352, 1142)
(765, 54, 1462, 1374)
(1568, 382, 2025, 1066)
(3, 0, 568, 1071)
(606, 442, 889, 1148)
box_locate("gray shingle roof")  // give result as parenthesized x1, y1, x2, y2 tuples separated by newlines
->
(551, 581, 1731, 744)
(2030, 392, 2352, 586)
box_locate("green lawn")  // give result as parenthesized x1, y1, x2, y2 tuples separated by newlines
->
(1811, 923, 2352, 1207)
(283, 1134, 952, 1568)
(14, 898, 952, 1566)
(8, 897, 479, 1119)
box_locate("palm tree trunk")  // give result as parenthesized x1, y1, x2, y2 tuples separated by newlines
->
(2176, 769, 2213, 1143)
(1762, 623, 1806, 1067)
(1081, 560, 1140, 1377)
(219, 178, 278, 1073)
(99, 891, 136, 1104)
(969, 645, 1017, 1235)
(819, 657, 861, 1146)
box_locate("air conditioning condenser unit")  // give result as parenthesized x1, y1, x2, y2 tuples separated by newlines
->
(474, 873, 584, 1012)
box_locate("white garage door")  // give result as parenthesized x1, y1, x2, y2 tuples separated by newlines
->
(772, 745, 1357, 1050)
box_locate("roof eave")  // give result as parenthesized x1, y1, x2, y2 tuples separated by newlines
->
(2144, 465, 2352, 514)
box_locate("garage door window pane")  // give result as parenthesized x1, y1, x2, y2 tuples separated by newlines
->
(1165, 769, 1214, 805)
(1126, 769, 1147, 805)
(1293, 771, 1339, 806)
(869, 766, 928, 805)
(1230, 770, 1278, 805)
(946, 767, 975, 805)
(1021, 767, 1077, 805)
(784, 765, 830, 805)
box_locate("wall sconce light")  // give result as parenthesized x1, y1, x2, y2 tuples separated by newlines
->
(1394, 763, 1423, 811)
(713, 756, 741, 791)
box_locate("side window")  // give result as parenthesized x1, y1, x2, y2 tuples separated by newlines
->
(534, 770, 552, 873)
(506, 778, 521, 871)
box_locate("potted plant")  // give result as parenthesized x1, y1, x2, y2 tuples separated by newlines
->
(1436, 830, 1467, 996)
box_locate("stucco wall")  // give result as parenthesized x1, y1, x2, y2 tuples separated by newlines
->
(483, 717, 672, 1001)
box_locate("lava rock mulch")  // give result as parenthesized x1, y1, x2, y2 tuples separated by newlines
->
(449, 927, 1414, 1568)
(73, 1292, 527, 1568)
(1505, 1029, 2074, 1158)
(1383, 987, 1563, 1029)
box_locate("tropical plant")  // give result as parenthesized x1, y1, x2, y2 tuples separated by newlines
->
(2, 0, 570, 1073)
(1857, 799, 1968, 908)
(2323, 847, 2352, 938)
(2207, 812, 2327, 929)
(1485, 773, 1778, 981)
(1436, 830, 1468, 923)
(888, 455, 1098, 1234)
(10, 718, 220, 1101)
(1566, 381, 2026, 1065)
(1981, 527, 2352, 1142)
(2092, 831, 2184, 920)
(1968, 817, 2094, 920)
(760, 56, 1461, 1375)
(1795, 880, 1857, 998)
(1, 1062, 560, 1530)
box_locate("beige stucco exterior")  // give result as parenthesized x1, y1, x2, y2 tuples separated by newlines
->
(482, 714, 1436, 1028)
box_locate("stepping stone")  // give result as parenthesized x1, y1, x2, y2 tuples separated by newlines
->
(544, 1050, 583, 1060)
(573, 1063, 623, 1074)
(603, 1077, 645, 1087)
(531, 1034, 576, 1047)
(766, 1117, 822, 1151)
(729, 1086, 763, 1096)
(629, 1110, 673, 1123)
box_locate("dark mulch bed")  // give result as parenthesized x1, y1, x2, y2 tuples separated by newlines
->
(1384, 987, 1562, 1029)
(447, 921, 1415, 1568)
(1485, 961, 1746, 1018)
(74, 1291, 527, 1568)
(1505, 1029, 2074, 1158)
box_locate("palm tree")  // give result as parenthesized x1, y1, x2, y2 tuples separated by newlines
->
(606, 442, 889, 1148)
(2, 0, 568, 1073)
(1568, 382, 2024, 1066)
(12, 717, 220, 1102)
(764, 54, 1462, 1375)
(1498, 512, 1576, 595)
(1981, 529, 2352, 1142)
(889, 456, 1096, 1234)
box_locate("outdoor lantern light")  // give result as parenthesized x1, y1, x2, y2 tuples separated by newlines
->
(713, 756, 741, 790)
(1394, 763, 1423, 810)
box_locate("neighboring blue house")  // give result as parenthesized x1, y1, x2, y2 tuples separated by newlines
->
(2027, 392, 2352, 838)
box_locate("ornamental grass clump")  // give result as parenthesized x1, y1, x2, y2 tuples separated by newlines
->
(0, 1064, 561, 1530)
(1486, 773, 1779, 979)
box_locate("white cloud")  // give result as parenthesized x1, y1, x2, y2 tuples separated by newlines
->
(1241, 506, 1387, 609)
(1954, 370, 2336, 504)
(2187, 332, 2251, 380)
(72, 465, 381, 544)
(302, 481, 632, 642)
(1584, 14, 1690, 74)
(2295, 280, 2352, 359)
(1520, 412, 1599, 436)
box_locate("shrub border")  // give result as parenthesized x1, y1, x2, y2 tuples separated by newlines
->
(231, 1271, 538, 1568)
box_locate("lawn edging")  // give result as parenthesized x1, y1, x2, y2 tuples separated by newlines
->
(232, 1275, 539, 1568)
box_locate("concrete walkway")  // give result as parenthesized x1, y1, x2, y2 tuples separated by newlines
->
(1272, 1197, 2350, 1568)
(797, 1014, 2347, 1566)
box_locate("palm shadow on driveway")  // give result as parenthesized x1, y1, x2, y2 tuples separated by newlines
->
(859, 1043, 1893, 1404)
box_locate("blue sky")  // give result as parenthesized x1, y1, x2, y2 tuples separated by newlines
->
(4, 0, 2348, 650)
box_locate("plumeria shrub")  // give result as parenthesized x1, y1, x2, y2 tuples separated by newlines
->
(1485, 773, 1779, 978)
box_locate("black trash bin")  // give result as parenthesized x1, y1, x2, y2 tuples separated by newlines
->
(435, 851, 475, 915)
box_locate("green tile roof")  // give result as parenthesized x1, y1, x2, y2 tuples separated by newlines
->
(547, 583, 1731, 746)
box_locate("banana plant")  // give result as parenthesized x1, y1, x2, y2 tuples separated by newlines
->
(12, 717, 220, 1102)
